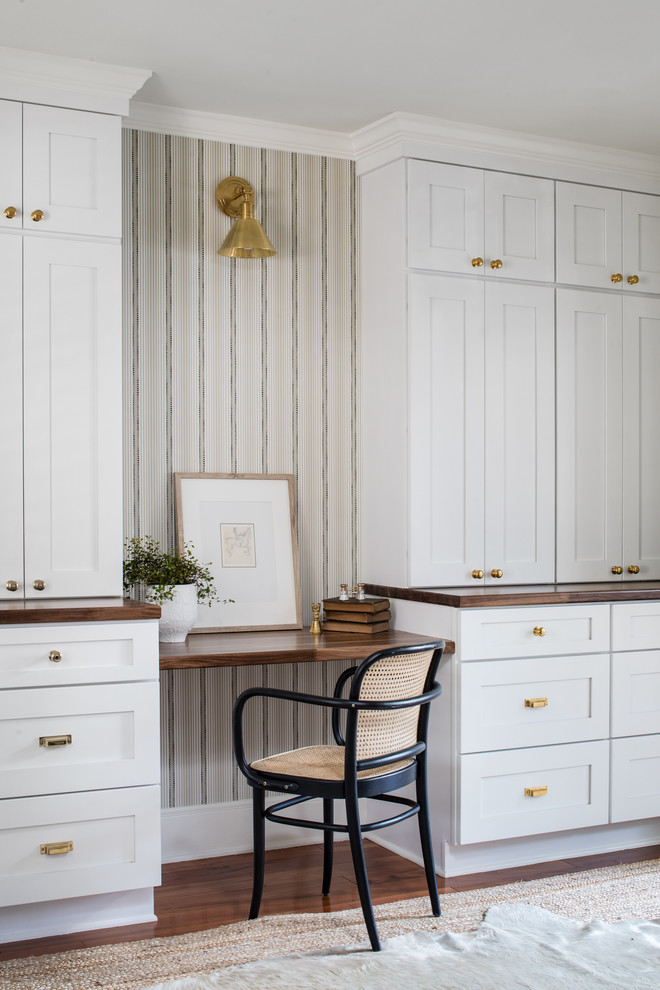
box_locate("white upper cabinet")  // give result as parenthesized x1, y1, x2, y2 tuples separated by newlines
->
(409, 274, 555, 586)
(556, 289, 660, 582)
(408, 160, 555, 282)
(0, 100, 121, 238)
(557, 182, 660, 293)
(0, 236, 24, 599)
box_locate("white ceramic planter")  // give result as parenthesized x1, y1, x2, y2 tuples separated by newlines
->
(148, 584, 199, 642)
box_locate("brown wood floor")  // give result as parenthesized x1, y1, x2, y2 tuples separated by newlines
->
(2, 840, 659, 961)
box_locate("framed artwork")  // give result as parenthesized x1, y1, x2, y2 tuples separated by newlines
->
(174, 473, 302, 632)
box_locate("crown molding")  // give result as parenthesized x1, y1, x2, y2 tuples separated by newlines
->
(0, 47, 151, 115)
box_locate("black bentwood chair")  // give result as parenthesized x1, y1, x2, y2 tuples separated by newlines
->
(232, 640, 445, 951)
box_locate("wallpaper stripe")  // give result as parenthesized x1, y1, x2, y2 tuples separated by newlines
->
(123, 131, 360, 808)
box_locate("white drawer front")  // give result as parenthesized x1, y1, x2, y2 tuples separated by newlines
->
(0, 683, 160, 797)
(458, 740, 609, 843)
(459, 605, 610, 660)
(611, 735, 660, 822)
(0, 621, 159, 687)
(611, 651, 660, 737)
(612, 603, 660, 652)
(0, 786, 161, 907)
(460, 655, 610, 753)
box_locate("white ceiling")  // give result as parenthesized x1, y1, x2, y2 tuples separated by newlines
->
(3, 0, 660, 156)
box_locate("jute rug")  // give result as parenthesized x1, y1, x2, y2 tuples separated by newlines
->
(2, 858, 659, 990)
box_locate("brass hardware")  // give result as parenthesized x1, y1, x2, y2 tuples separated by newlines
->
(216, 177, 276, 258)
(627, 275, 640, 285)
(611, 273, 623, 283)
(471, 569, 484, 579)
(525, 697, 548, 708)
(39, 734, 72, 748)
(5, 580, 18, 592)
(31, 209, 44, 222)
(490, 259, 503, 270)
(4, 206, 17, 219)
(490, 569, 503, 578)
(533, 626, 546, 637)
(48, 649, 62, 663)
(33, 579, 46, 590)
(611, 566, 623, 575)
(628, 565, 640, 574)
(310, 602, 322, 635)
(471, 257, 484, 268)
(524, 785, 548, 798)
(40, 841, 73, 856)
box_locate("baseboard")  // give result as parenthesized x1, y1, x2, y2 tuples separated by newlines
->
(0, 888, 155, 944)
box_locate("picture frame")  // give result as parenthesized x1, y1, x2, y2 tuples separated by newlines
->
(174, 473, 302, 633)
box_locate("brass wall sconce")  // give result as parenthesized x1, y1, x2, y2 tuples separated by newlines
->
(215, 176, 276, 258)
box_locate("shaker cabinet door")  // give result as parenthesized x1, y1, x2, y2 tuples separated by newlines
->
(0, 235, 24, 599)
(0, 100, 22, 229)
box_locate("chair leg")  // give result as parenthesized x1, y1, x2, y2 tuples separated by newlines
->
(416, 771, 441, 917)
(345, 790, 381, 951)
(322, 798, 334, 896)
(249, 787, 266, 919)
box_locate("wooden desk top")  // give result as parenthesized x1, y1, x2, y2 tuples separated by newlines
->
(159, 628, 454, 669)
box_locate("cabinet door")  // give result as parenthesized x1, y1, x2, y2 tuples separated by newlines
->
(484, 172, 555, 282)
(0, 235, 24, 599)
(22, 237, 123, 598)
(409, 275, 485, 585)
(623, 192, 660, 295)
(22, 104, 121, 238)
(622, 296, 660, 578)
(556, 290, 623, 581)
(556, 182, 622, 289)
(484, 283, 555, 584)
(408, 160, 484, 273)
(0, 100, 22, 230)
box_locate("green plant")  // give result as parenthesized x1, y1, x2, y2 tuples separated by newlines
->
(123, 536, 224, 606)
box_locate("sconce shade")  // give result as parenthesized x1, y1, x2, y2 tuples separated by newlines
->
(216, 176, 276, 258)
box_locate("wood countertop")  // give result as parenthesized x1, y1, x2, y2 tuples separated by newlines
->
(365, 582, 660, 608)
(0, 598, 161, 624)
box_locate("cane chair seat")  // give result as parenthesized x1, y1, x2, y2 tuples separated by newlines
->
(251, 745, 414, 781)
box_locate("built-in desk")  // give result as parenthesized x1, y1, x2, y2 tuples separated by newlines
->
(159, 628, 454, 669)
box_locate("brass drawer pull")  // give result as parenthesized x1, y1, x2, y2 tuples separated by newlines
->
(39, 734, 72, 748)
(524, 786, 548, 798)
(524, 697, 548, 708)
(533, 626, 546, 637)
(40, 841, 73, 856)
(48, 650, 62, 663)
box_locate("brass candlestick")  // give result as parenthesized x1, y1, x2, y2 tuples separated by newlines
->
(310, 602, 322, 635)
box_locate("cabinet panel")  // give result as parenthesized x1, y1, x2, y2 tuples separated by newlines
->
(0, 786, 161, 907)
(408, 160, 484, 272)
(484, 171, 554, 281)
(459, 740, 609, 843)
(611, 735, 660, 822)
(611, 651, 660, 738)
(459, 604, 610, 660)
(0, 99, 22, 229)
(22, 237, 123, 598)
(460, 654, 610, 753)
(0, 682, 160, 797)
(623, 192, 660, 294)
(556, 182, 621, 288)
(556, 290, 623, 582)
(22, 104, 121, 238)
(0, 235, 24, 599)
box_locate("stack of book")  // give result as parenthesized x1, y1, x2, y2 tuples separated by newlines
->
(321, 596, 391, 633)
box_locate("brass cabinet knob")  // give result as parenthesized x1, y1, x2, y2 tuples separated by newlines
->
(628, 564, 640, 574)
(48, 649, 62, 663)
(31, 209, 44, 222)
(4, 206, 17, 219)
(627, 275, 640, 285)
(471, 257, 484, 268)
(611, 273, 623, 283)
(471, 569, 484, 579)
(5, 580, 19, 592)
(490, 259, 503, 270)
(533, 626, 546, 637)
(491, 568, 503, 578)
(611, 566, 623, 575)
(33, 579, 46, 590)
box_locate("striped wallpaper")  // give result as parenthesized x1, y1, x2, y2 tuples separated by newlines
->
(121, 130, 360, 806)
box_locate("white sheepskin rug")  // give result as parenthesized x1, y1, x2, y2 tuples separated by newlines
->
(146, 902, 660, 989)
